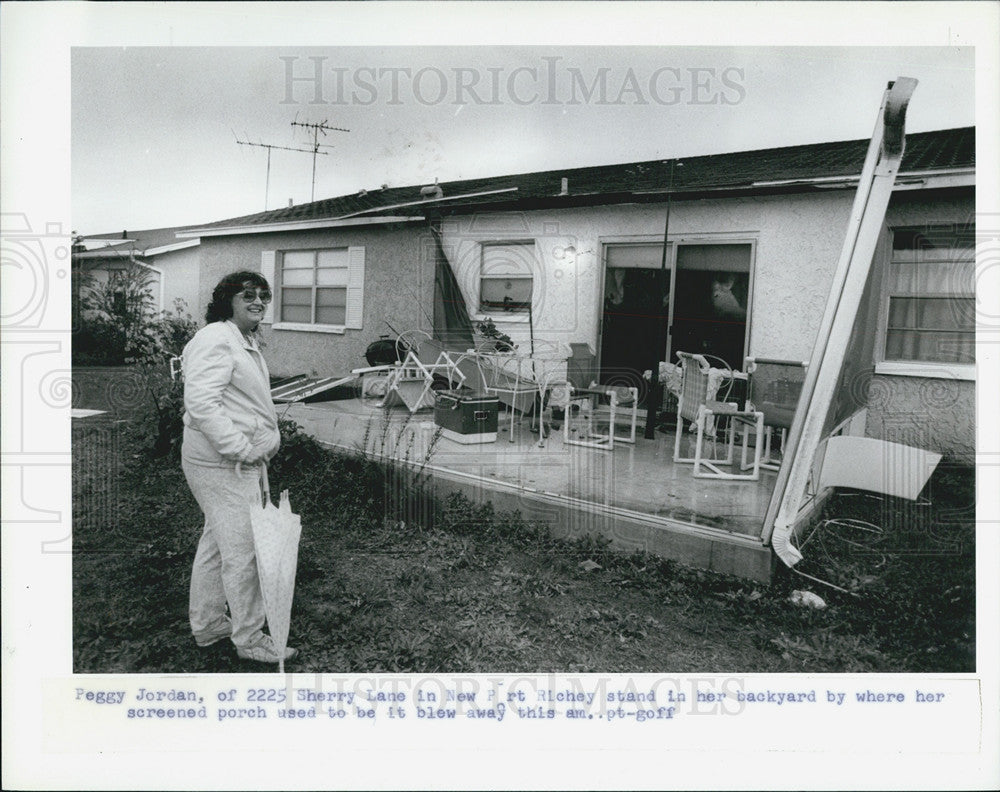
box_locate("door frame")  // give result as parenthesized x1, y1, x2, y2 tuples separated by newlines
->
(665, 236, 758, 367)
(597, 234, 757, 374)
(595, 235, 672, 380)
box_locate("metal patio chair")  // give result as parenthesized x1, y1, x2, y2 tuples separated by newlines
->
(475, 340, 570, 444)
(739, 357, 808, 473)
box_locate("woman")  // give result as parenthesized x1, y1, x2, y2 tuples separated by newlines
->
(181, 270, 295, 664)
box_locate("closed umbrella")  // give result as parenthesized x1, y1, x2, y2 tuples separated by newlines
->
(248, 464, 302, 673)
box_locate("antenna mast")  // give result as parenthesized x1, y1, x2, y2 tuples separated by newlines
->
(235, 136, 328, 211)
(290, 119, 350, 202)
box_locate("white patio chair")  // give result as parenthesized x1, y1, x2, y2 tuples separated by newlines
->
(475, 340, 569, 444)
(673, 351, 763, 480)
(563, 382, 639, 450)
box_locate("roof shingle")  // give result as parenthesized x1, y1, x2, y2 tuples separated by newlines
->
(185, 126, 977, 233)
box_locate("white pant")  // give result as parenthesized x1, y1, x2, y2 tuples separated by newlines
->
(183, 460, 266, 648)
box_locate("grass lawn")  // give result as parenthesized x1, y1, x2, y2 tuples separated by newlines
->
(73, 416, 975, 674)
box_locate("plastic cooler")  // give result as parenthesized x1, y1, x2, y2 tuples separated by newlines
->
(433, 390, 499, 444)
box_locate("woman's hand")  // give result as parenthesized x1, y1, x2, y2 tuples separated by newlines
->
(239, 445, 270, 466)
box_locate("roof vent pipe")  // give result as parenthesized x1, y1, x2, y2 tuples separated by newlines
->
(560, 177, 569, 196)
(420, 181, 444, 200)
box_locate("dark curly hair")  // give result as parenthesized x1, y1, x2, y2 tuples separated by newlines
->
(205, 270, 271, 323)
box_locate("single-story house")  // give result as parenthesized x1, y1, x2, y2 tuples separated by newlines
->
(73, 226, 202, 317)
(179, 125, 975, 464)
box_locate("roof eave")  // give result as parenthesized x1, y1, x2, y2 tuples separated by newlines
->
(71, 248, 136, 261)
(178, 166, 974, 238)
(143, 238, 201, 256)
(177, 214, 426, 239)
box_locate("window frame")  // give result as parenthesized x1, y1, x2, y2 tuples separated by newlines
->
(874, 225, 975, 380)
(477, 239, 536, 317)
(266, 246, 365, 334)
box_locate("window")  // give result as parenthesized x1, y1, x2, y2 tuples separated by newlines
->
(880, 224, 975, 369)
(479, 241, 534, 313)
(280, 249, 348, 325)
(261, 247, 365, 332)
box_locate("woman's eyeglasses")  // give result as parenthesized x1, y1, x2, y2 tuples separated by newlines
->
(239, 289, 272, 304)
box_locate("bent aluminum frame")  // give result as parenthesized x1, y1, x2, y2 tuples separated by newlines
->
(759, 77, 919, 566)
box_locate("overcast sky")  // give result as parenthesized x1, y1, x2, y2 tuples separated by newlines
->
(72, 45, 975, 234)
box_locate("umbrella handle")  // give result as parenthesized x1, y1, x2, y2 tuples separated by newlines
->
(260, 464, 271, 504)
(235, 460, 271, 506)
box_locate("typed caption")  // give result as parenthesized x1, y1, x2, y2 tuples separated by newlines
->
(73, 678, 953, 725)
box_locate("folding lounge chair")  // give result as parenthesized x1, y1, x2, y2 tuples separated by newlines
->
(673, 351, 763, 481)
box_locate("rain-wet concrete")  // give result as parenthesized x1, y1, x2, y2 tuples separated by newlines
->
(282, 398, 778, 538)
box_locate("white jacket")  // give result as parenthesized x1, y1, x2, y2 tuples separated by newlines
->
(181, 320, 280, 467)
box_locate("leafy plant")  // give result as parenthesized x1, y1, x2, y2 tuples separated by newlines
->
(73, 262, 157, 365)
(73, 260, 198, 367)
(122, 299, 199, 458)
(474, 317, 515, 352)
(154, 298, 199, 361)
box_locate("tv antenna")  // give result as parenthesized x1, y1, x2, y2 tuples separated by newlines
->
(234, 133, 328, 211)
(291, 118, 350, 202)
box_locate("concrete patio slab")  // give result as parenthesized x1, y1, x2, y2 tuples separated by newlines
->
(282, 397, 783, 581)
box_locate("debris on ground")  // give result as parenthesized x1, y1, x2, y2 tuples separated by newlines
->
(789, 590, 827, 609)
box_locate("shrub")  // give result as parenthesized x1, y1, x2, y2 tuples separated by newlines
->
(74, 263, 198, 367)
(76, 279, 201, 457)
(139, 375, 186, 458)
(74, 262, 157, 365)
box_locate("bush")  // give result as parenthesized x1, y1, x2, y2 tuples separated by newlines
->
(133, 374, 186, 458)
(73, 262, 199, 456)
(74, 263, 197, 366)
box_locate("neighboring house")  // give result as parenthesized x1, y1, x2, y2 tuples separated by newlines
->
(73, 226, 202, 317)
(179, 126, 974, 463)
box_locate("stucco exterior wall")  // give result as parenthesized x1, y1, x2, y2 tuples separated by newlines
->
(156, 246, 201, 318)
(440, 191, 855, 361)
(864, 375, 975, 463)
(197, 221, 433, 377)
